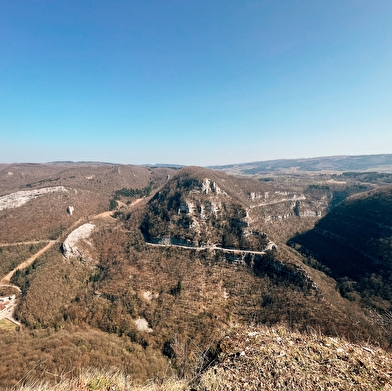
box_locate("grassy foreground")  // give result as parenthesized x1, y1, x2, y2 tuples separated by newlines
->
(11, 324, 392, 391)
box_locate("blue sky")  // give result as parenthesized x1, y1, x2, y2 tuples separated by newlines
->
(1, 1, 391, 165)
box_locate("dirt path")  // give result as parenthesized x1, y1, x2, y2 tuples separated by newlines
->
(130, 198, 144, 206)
(92, 210, 114, 219)
(0, 240, 51, 247)
(0, 198, 147, 326)
(0, 198, 145, 283)
(92, 198, 144, 220)
(0, 241, 57, 284)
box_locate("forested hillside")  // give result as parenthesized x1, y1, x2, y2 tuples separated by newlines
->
(1, 162, 392, 389)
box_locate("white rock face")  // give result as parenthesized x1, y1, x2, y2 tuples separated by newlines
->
(0, 186, 68, 211)
(143, 291, 153, 301)
(62, 223, 95, 259)
(201, 179, 227, 195)
(134, 317, 153, 332)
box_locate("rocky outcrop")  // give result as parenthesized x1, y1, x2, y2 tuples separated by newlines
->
(62, 223, 95, 260)
(141, 170, 268, 251)
(0, 186, 68, 211)
(134, 317, 153, 333)
(197, 324, 392, 391)
(249, 191, 305, 206)
(252, 200, 324, 223)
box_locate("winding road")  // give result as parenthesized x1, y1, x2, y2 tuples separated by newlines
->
(0, 198, 146, 326)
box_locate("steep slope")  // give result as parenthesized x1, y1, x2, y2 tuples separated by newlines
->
(290, 186, 392, 311)
(8, 324, 392, 391)
(140, 166, 326, 250)
(140, 166, 266, 250)
(195, 324, 392, 391)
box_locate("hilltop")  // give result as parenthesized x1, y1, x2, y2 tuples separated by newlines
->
(10, 324, 392, 391)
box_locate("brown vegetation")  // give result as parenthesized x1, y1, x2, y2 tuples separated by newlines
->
(0, 242, 47, 279)
(0, 325, 168, 389)
(8, 324, 392, 391)
(1, 164, 392, 389)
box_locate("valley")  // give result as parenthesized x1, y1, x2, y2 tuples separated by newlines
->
(0, 158, 392, 389)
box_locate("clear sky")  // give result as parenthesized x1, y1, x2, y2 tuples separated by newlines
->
(1, 1, 391, 166)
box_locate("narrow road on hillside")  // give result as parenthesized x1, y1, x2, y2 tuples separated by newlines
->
(147, 241, 276, 255)
(0, 241, 57, 284)
(0, 198, 145, 327)
(92, 198, 144, 220)
(0, 240, 51, 247)
(0, 197, 145, 283)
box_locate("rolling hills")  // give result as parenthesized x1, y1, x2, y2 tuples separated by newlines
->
(1, 159, 392, 389)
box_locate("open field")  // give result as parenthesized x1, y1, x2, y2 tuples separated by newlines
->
(0, 318, 17, 332)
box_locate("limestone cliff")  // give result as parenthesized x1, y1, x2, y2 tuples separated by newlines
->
(140, 167, 270, 251)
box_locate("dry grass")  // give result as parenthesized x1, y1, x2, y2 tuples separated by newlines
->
(195, 324, 392, 390)
(0, 325, 169, 389)
(0, 318, 17, 332)
(0, 163, 174, 243)
(11, 367, 187, 391)
(3, 164, 392, 390)
(10, 324, 392, 391)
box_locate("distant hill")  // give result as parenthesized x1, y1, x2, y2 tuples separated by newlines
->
(211, 154, 392, 174)
(0, 163, 175, 243)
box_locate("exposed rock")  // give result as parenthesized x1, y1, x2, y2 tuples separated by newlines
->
(0, 186, 68, 211)
(67, 206, 74, 215)
(201, 178, 227, 195)
(134, 317, 153, 332)
(62, 223, 95, 260)
(195, 324, 392, 391)
(143, 291, 153, 301)
(141, 169, 267, 251)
